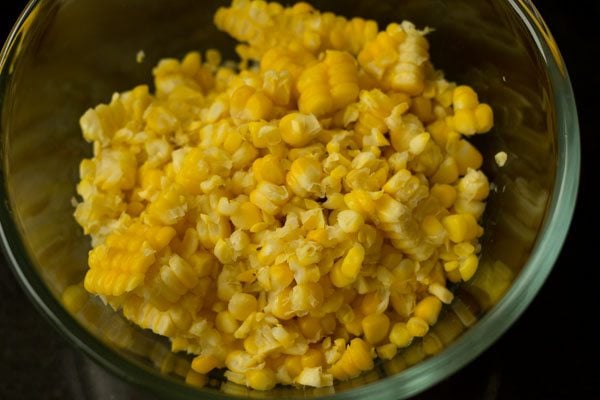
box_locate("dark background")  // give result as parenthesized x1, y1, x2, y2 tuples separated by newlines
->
(0, 1, 597, 399)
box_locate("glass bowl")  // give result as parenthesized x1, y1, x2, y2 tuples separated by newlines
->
(0, 0, 579, 399)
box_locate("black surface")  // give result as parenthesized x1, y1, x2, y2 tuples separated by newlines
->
(0, 1, 597, 399)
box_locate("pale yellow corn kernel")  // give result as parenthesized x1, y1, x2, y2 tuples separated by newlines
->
(228, 293, 258, 321)
(336, 210, 365, 233)
(246, 369, 276, 390)
(291, 282, 324, 312)
(459, 254, 479, 281)
(406, 316, 429, 337)
(214, 239, 235, 264)
(216, 310, 240, 334)
(431, 184, 457, 209)
(231, 202, 263, 230)
(428, 282, 454, 304)
(250, 181, 289, 215)
(361, 313, 390, 344)
(280, 112, 321, 147)
(344, 190, 378, 216)
(408, 132, 430, 155)
(389, 322, 413, 348)
(376, 343, 398, 360)
(454, 242, 475, 257)
(192, 354, 220, 374)
(270, 287, 294, 320)
(413, 296, 442, 325)
(442, 214, 481, 243)
(495, 151, 508, 167)
(457, 168, 490, 202)
(286, 156, 323, 197)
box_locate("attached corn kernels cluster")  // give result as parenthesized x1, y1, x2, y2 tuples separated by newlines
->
(73, 0, 493, 391)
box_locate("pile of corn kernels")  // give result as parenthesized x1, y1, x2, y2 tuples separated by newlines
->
(73, 0, 493, 390)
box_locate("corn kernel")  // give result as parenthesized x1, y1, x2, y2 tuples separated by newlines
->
(406, 317, 429, 337)
(389, 322, 413, 348)
(246, 369, 276, 390)
(361, 313, 390, 344)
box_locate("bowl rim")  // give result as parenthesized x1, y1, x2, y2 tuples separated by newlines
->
(0, 0, 580, 399)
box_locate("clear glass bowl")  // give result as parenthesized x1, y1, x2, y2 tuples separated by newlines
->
(0, 0, 579, 399)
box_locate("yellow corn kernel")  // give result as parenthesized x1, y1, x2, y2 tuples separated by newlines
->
(457, 169, 490, 202)
(298, 50, 360, 116)
(452, 139, 483, 175)
(406, 316, 429, 337)
(413, 296, 442, 325)
(301, 349, 323, 368)
(459, 254, 479, 281)
(252, 154, 286, 185)
(298, 316, 323, 340)
(336, 209, 365, 233)
(361, 313, 390, 344)
(192, 354, 220, 374)
(420, 215, 443, 237)
(453, 86, 478, 110)
(246, 369, 276, 391)
(280, 112, 322, 147)
(347, 338, 374, 371)
(231, 202, 263, 230)
(228, 293, 258, 321)
(376, 343, 398, 360)
(389, 322, 413, 348)
(75, 1, 496, 390)
(270, 263, 295, 290)
(431, 157, 459, 184)
(431, 184, 457, 209)
(250, 181, 289, 215)
(442, 214, 482, 243)
(230, 85, 274, 121)
(341, 243, 365, 279)
(284, 355, 303, 378)
(216, 310, 240, 334)
(286, 156, 323, 197)
(428, 282, 454, 304)
(291, 282, 324, 313)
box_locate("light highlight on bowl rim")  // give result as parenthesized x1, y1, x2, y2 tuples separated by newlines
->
(0, 1, 580, 399)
